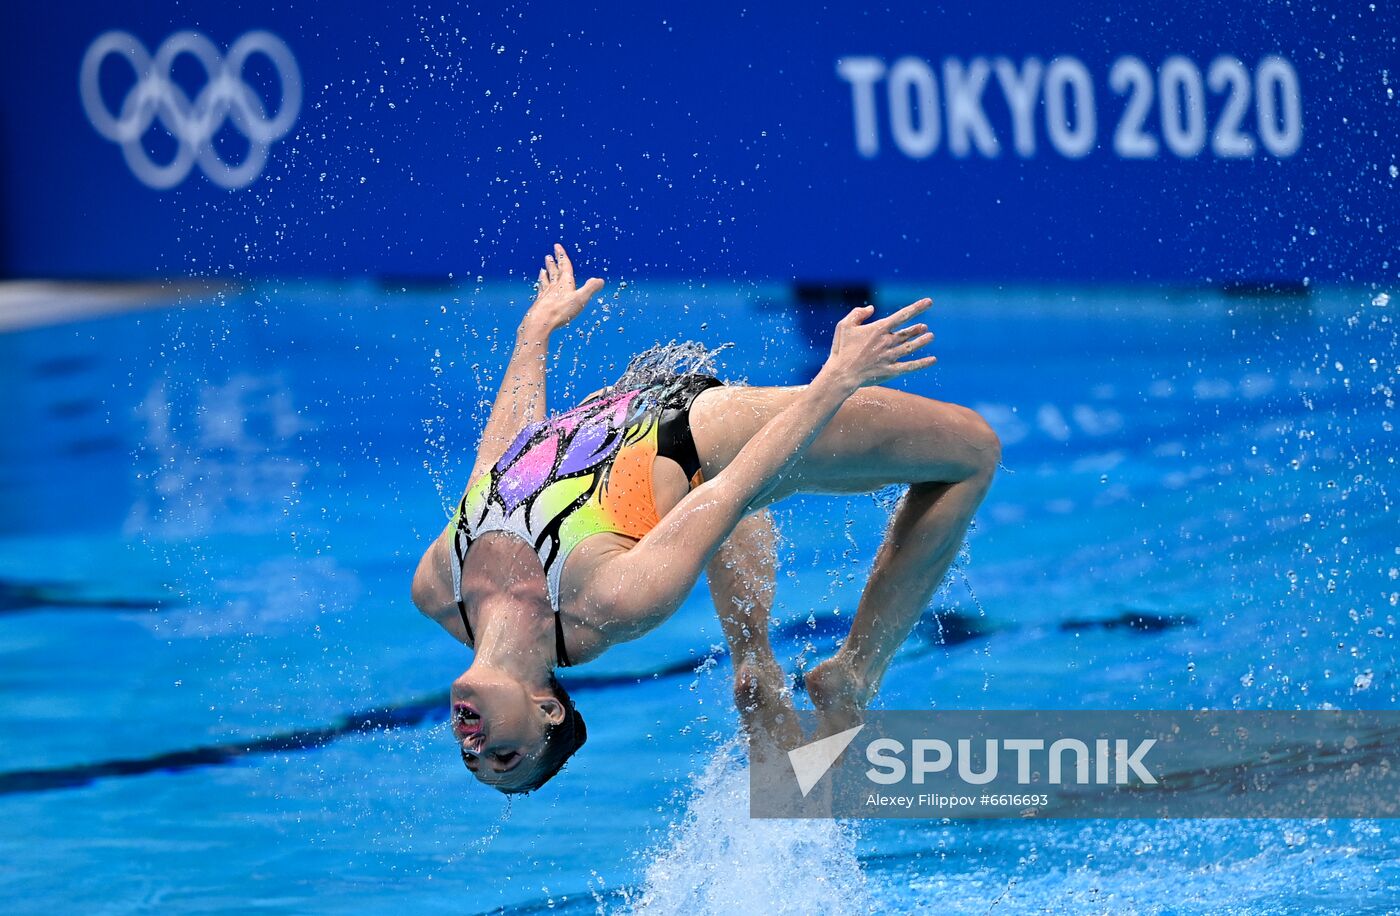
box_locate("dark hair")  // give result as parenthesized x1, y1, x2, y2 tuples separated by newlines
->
(497, 674, 587, 795)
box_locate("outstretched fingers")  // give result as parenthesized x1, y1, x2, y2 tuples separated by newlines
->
(893, 331, 935, 358)
(884, 316, 937, 377)
(891, 322, 929, 341)
(840, 304, 876, 325)
(578, 276, 605, 299)
(892, 352, 938, 376)
(553, 243, 574, 283)
(883, 302, 936, 376)
(879, 297, 934, 328)
(522, 243, 600, 330)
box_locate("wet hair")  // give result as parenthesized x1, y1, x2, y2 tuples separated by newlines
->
(497, 674, 587, 795)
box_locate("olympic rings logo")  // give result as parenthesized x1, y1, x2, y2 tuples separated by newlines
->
(80, 30, 301, 190)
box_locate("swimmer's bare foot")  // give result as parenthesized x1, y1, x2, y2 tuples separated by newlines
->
(734, 656, 802, 758)
(806, 653, 871, 741)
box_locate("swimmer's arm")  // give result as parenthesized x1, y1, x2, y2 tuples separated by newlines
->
(467, 244, 604, 486)
(584, 371, 853, 633)
(411, 536, 474, 645)
(466, 326, 552, 487)
(424, 246, 603, 629)
(584, 300, 935, 633)
(428, 316, 556, 612)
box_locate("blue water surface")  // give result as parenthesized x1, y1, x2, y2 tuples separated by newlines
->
(0, 282, 1395, 913)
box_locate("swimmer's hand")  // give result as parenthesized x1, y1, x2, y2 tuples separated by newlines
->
(818, 298, 937, 389)
(521, 243, 605, 336)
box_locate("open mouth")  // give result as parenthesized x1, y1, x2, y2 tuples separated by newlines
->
(452, 702, 483, 741)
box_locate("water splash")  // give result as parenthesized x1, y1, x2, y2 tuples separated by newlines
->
(622, 738, 871, 915)
(608, 340, 732, 392)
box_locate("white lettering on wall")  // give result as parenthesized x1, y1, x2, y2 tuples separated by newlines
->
(943, 57, 1000, 158)
(888, 56, 940, 157)
(993, 57, 1044, 157)
(836, 56, 887, 158)
(839, 53, 1304, 162)
(1044, 56, 1096, 158)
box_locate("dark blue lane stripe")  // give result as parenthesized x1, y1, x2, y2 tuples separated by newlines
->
(0, 609, 1188, 797)
(0, 694, 447, 795)
(1059, 610, 1196, 633)
(0, 578, 174, 614)
(0, 651, 723, 797)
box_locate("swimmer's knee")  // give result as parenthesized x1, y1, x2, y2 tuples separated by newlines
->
(926, 403, 1001, 482)
(963, 408, 1002, 478)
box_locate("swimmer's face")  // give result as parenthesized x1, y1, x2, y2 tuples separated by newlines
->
(450, 665, 565, 792)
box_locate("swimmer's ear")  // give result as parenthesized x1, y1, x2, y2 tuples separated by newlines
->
(538, 696, 566, 726)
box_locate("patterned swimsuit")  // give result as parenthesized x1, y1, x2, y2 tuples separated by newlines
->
(449, 374, 722, 665)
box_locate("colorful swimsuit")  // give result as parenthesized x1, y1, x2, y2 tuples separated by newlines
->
(449, 373, 723, 665)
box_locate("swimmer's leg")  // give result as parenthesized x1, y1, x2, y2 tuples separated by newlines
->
(690, 384, 1000, 738)
(708, 509, 803, 754)
(806, 469, 997, 738)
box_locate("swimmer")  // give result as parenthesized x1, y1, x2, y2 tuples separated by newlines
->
(411, 244, 999, 793)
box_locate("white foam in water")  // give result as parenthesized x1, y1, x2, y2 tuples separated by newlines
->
(623, 739, 871, 915)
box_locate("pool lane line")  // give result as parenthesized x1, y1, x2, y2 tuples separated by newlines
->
(0, 578, 176, 614)
(0, 651, 724, 797)
(0, 280, 233, 333)
(0, 608, 1194, 796)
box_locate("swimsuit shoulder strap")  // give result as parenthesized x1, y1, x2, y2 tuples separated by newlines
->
(450, 498, 475, 645)
(456, 598, 475, 645)
(554, 610, 572, 667)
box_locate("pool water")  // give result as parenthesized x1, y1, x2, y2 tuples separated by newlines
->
(0, 282, 1395, 913)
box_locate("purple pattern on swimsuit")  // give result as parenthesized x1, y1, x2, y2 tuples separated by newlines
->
(451, 372, 715, 619)
(497, 424, 538, 470)
(497, 432, 559, 515)
(556, 422, 613, 477)
(489, 391, 642, 515)
(553, 391, 638, 475)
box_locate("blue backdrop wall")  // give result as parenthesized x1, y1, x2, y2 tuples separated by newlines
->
(1, 1, 1395, 282)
